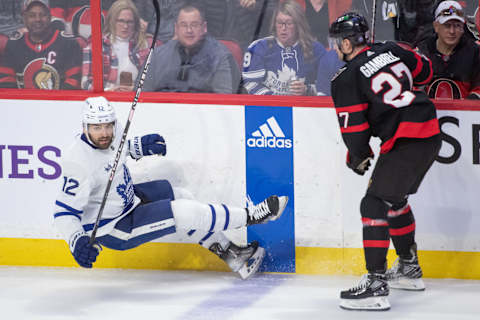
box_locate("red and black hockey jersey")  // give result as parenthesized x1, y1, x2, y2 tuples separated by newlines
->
(0, 29, 82, 89)
(417, 35, 480, 99)
(331, 41, 439, 158)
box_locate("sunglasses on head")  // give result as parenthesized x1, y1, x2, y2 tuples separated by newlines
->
(437, 6, 464, 18)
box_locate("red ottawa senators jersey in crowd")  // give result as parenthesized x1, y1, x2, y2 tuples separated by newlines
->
(0, 29, 82, 90)
(331, 41, 440, 159)
(417, 35, 480, 99)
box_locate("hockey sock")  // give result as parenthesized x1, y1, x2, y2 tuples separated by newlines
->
(170, 199, 247, 232)
(361, 194, 390, 273)
(387, 201, 415, 259)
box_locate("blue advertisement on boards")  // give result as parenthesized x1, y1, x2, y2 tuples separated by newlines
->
(245, 106, 295, 273)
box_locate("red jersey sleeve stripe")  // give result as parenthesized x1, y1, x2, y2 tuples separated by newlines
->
(64, 78, 79, 88)
(413, 53, 433, 85)
(0, 76, 15, 83)
(0, 67, 15, 76)
(380, 119, 439, 153)
(341, 122, 370, 133)
(363, 240, 390, 248)
(336, 103, 368, 114)
(65, 66, 81, 77)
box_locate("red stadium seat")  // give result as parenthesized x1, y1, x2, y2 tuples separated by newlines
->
(219, 39, 244, 69)
(0, 34, 8, 56)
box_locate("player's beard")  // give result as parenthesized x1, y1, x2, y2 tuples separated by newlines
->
(91, 135, 113, 150)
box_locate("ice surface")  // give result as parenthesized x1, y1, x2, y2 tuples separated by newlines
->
(0, 266, 478, 320)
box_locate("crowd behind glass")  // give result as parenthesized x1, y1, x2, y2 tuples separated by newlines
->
(0, 0, 479, 99)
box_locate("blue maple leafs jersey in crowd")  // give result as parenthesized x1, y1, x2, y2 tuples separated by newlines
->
(53, 125, 141, 244)
(242, 36, 343, 95)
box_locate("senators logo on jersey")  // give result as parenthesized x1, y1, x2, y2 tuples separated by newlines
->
(427, 78, 464, 100)
(21, 58, 61, 89)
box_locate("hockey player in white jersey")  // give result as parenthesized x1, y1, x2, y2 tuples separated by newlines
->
(53, 96, 288, 279)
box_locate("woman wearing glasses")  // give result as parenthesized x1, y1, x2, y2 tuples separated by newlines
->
(416, 0, 480, 99)
(242, 0, 343, 96)
(81, 0, 158, 91)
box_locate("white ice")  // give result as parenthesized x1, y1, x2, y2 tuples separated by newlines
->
(1, 266, 478, 320)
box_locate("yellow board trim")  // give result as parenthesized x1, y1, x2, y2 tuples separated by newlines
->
(1, 238, 479, 279)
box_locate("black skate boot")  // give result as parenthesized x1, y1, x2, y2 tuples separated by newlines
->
(339, 273, 390, 311)
(386, 243, 425, 291)
(246, 195, 288, 225)
(209, 241, 265, 280)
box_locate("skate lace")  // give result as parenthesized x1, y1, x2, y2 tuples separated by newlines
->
(348, 274, 370, 292)
(387, 256, 421, 279)
(246, 195, 271, 220)
(386, 258, 401, 277)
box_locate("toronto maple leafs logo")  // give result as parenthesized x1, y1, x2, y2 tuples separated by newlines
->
(116, 164, 135, 210)
(105, 163, 113, 172)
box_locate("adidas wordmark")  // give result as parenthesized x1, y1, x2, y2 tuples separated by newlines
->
(247, 116, 292, 149)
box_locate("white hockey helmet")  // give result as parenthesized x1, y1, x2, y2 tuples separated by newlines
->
(83, 96, 116, 124)
(83, 96, 117, 145)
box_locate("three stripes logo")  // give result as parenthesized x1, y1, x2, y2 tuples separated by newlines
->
(247, 116, 292, 149)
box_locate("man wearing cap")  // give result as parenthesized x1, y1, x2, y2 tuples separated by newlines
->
(0, 0, 82, 89)
(416, 0, 480, 99)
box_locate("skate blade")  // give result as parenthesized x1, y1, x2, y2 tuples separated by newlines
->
(237, 247, 265, 280)
(339, 296, 391, 311)
(271, 196, 288, 221)
(389, 278, 425, 291)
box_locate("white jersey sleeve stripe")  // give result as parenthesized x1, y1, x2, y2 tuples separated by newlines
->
(55, 200, 83, 214)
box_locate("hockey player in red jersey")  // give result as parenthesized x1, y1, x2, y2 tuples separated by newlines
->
(329, 12, 441, 311)
(0, 0, 82, 90)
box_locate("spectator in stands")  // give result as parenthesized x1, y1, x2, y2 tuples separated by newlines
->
(303, 0, 353, 47)
(142, 0, 183, 42)
(0, 0, 82, 89)
(202, 0, 277, 50)
(143, 2, 240, 93)
(242, 0, 342, 96)
(393, 0, 435, 45)
(417, 0, 480, 99)
(81, 0, 157, 91)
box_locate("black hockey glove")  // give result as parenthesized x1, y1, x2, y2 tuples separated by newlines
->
(346, 151, 374, 176)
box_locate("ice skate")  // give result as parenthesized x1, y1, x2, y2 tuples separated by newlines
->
(339, 273, 390, 311)
(209, 241, 265, 280)
(386, 244, 425, 291)
(246, 195, 288, 225)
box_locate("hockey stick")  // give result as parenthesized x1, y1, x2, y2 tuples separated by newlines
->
(370, 0, 377, 43)
(89, 0, 160, 245)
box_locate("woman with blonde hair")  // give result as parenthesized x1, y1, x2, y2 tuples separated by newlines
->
(242, 0, 342, 96)
(82, 0, 158, 91)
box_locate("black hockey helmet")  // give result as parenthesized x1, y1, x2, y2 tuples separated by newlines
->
(329, 12, 369, 46)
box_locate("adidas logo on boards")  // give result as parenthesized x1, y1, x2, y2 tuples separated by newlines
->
(247, 116, 292, 149)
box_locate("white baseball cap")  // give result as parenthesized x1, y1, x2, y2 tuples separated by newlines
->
(435, 1, 465, 24)
(22, 0, 50, 12)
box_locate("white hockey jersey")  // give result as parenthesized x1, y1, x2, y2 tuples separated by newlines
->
(53, 125, 140, 244)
